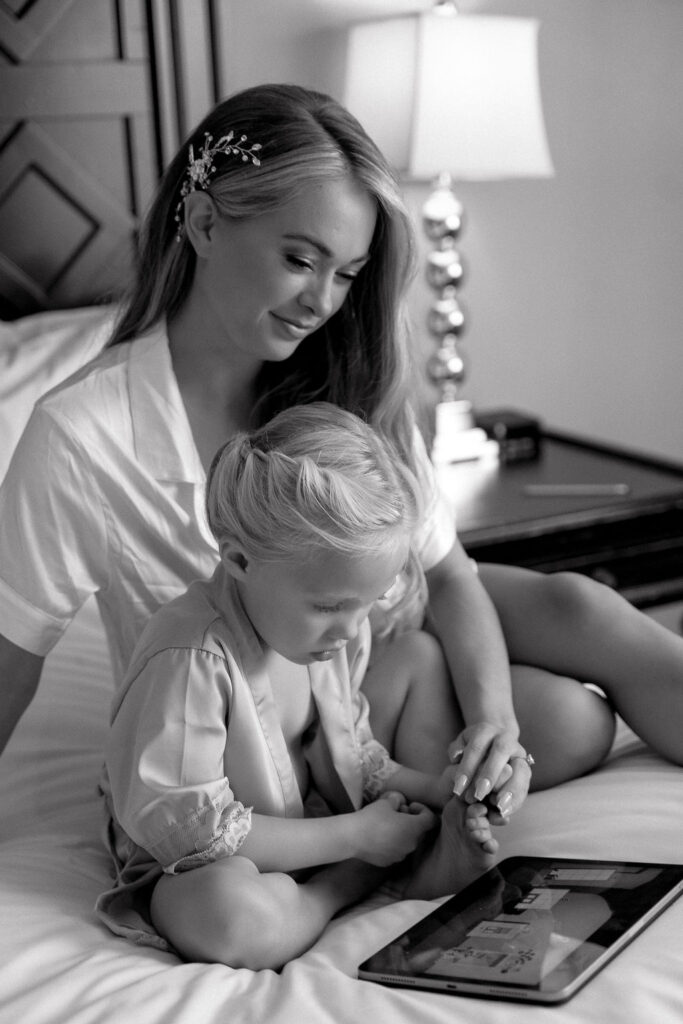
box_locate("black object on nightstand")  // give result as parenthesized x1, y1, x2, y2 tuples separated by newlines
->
(474, 408, 542, 462)
(437, 422, 683, 609)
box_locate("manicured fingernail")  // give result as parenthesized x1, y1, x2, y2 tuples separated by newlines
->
(450, 748, 464, 764)
(452, 773, 469, 796)
(497, 791, 513, 816)
(474, 778, 491, 801)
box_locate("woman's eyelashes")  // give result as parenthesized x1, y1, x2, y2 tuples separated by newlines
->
(285, 252, 359, 283)
(286, 253, 313, 272)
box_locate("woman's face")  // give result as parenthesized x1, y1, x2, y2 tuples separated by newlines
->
(194, 175, 377, 364)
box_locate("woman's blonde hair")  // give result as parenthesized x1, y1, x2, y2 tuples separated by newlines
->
(206, 403, 427, 626)
(109, 84, 421, 477)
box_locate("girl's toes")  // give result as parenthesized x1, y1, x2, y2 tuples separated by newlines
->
(465, 802, 489, 827)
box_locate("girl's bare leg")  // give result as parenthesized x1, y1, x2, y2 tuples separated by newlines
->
(362, 629, 462, 774)
(480, 564, 683, 766)
(151, 854, 385, 970)
(401, 799, 498, 900)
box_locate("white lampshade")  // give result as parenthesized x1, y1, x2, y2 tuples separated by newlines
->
(344, 13, 554, 181)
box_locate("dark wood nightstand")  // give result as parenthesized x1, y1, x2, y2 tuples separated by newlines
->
(436, 427, 683, 609)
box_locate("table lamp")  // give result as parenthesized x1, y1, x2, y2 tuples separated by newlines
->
(344, 1, 554, 462)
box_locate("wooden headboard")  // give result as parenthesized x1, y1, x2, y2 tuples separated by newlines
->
(0, 0, 230, 320)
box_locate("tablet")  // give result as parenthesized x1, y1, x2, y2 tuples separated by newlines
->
(358, 857, 683, 1004)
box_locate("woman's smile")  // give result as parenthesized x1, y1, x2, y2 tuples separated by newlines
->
(270, 312, 319, 340)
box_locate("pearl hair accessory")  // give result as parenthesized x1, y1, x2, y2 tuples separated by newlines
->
(174, 130, 262, 239)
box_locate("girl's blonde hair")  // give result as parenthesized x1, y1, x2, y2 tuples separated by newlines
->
(206, 403, 427, 628)
(109, 84, 421, 481)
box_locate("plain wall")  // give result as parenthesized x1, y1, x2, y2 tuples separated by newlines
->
(218, 0, 683, 462)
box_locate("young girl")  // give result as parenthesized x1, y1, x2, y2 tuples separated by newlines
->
(97, 404, 499, 969)
(1, 84, 682, 816)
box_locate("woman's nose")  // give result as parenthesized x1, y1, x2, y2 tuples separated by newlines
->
(299, 274, 334, 319)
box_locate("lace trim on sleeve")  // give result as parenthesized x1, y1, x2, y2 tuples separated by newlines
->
(360, 739, 401, 802)
(164, 802, 252, 874)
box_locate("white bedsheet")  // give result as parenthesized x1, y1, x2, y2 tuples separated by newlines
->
(0, 598, 681, 1024)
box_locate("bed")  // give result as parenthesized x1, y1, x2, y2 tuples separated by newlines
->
(1, 308, 682, 1024)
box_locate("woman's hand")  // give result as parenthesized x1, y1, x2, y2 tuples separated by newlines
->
(447, 723, 534, 824)
(352, 791, 436, 866)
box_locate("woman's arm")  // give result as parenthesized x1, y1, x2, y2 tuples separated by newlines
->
(426, 540, 517, 731)
(425, 540, 529, 814)
(0, 635, 44, 755)
(0, 408, 109, 758)
(410, 426, 520, 764)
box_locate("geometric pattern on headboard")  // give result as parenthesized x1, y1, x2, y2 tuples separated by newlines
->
(0, 122, 138, 316)
(0, 0, 226, 320)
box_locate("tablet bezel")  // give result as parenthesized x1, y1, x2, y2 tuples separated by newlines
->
(358, 857, 683, 1004)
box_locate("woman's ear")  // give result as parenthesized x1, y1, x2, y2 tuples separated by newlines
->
(220, 542, 250, 580)
(184, 191, 218, 258)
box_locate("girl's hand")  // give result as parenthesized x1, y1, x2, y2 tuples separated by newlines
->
(447, 723, 534, 823)
(353, 791, 436, 866)
(434, 765, 463, 810)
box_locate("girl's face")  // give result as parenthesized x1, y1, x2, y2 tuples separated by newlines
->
(194, 175, 377, 365)
(232, 543, 407, 666)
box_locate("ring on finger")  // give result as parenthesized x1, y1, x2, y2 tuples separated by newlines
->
(510, 752, 535, 768)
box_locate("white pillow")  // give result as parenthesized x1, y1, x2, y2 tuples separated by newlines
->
(0, 306, 116, 481)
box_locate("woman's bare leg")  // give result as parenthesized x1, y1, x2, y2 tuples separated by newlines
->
(508, 664, 616, 789)
(362, 565, 677, 790)
(480, 564, 683, 765)
(362, 619, 615, 790)
(151, 854, 385, 969)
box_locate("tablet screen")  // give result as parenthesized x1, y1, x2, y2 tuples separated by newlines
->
(359, 858, 683, 1003)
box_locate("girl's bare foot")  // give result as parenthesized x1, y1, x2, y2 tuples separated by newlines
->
(401, 797, 498, 901)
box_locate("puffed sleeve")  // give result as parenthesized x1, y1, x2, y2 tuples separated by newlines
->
(346, 621, 401, 802)
(106, 646, 252, 874)
(0, 407, 107, 653)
